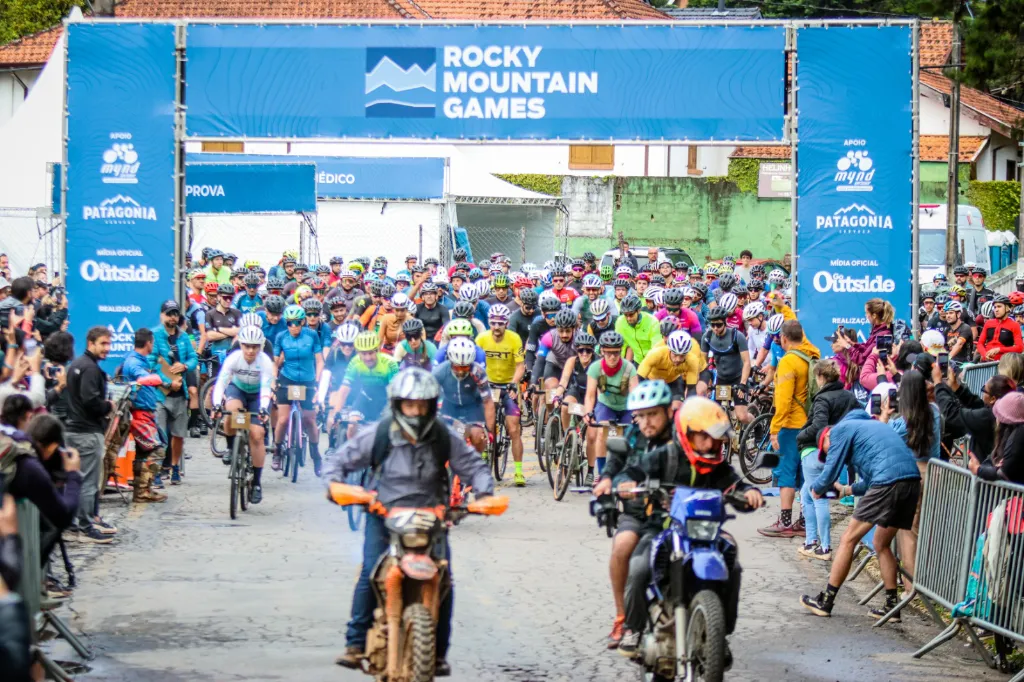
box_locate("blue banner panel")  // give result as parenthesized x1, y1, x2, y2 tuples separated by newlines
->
(185, 162, 317, 213)
(51, 162, 61, 215)
(185, 154, 445, 200)
(65, 24, 177, 370)
(794, 26, 914, 346)
(185, 24, 786, 141)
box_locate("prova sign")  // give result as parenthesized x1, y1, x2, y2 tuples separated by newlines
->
(186, 184, 226, 197)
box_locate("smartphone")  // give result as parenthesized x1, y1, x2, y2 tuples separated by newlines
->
(23, 337, 38, 357)
(870, 394, 882, 416)
(888, 387, 899, 412)
(938, 352, 949, 375)
(876, 334, 894, 352)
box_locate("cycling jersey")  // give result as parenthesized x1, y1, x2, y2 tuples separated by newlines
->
(432, 361, 489, 410)
(746, 325, 769, 367)
(350, 294, 375, 320)
(275, 327, 323, 383)
(185, 300, 207, 336)
(212, 349, 275, 410)
(324, 345, 354, 392)
(525, 317, 555, 370)
(637, 344, 706, 385)
(571, 296, 595, 330)
(508, 309, 536, 352)
(342, 354, 399, 415)
(537, 329, 576, 369)
(206, 308, 242, 353)
(204, 264, 232, 284)
(587, 359, 637, 411)
(258, 310, 287, 349)
(415, 302, 449, 341)
(550, 287, 578, 305)
(486, 295, 519, 313)
(615, 311, 663, 364)
(394, 339, 438, 369)
(306, 321, 333, 350)
(232, 292, 263, 314)
(654, 307, 702, 336)
(476, 331, 525, 384)
(701, 328, 747, 384)
(472, 300, 491, 330)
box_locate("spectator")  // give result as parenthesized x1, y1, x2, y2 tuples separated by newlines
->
(34, 286, 68, 340)
(933, 365, 1013, 462)
(64, 326, 116, 544)
(0, 492, 33, 682)
(0, 277, 34, 336)
(835, 299, 894, 369)
(151, 301, 196, 483)
(827, 328, 867, 401)
(997, 352, 1024, 385)
(795, 359, 860, 560)
(121, 329, 171, 503)
(0, 319, 44, 410)
(734, 249, 754, 283)
(760, 320, 820, 538)
(619, 241, 638, 271)
(0, 278, 9, 301)
(971, 391, 1024, 484)
(861, 338, 922, 391)
(978, 294, 1023, 361)
(42, 331, 73, 420)
(800, 410, 921, 619)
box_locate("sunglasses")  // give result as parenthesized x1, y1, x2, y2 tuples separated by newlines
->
(219, 294, 233, 299)
(286, 320, 304, 327)
(552, 278, 565, 283)
(710, 322, 726, 329)
(452, 364, 472, 373)
(578, 348, 594, 354)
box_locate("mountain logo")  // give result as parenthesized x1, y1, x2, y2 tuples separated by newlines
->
(365, 47, 437, 119)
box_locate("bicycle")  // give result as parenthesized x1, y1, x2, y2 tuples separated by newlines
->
(488, 384, 511, 481)
(280, 384, 309, 484)
(196, 350, 225, 426)
(224, 410, 256, 520)
(555, 408, 622, 501)
(541, 391, 564, 488)
(736, 409, 776, 485)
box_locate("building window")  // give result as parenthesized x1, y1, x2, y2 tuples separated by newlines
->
(687, 146, 702, 176)
(1007, 159, 1019, 182)
(569, 145, 614, 170)
(201, 141, 243, 153)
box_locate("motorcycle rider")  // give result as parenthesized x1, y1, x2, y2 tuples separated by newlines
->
(324, 368, 494, 676)
(613, 397, 763, 662)
(592, 380, 675, 649)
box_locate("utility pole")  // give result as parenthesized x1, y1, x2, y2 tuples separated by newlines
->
(944, 6, 962, 277)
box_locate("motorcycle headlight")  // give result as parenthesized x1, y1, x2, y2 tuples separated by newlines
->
(400, 533, 431, 549)
(686, 519, 719, 541)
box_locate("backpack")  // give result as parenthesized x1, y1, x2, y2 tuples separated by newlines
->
(787, 349, 819, 417)
(369, 418, 452, 500)
(0, 425, 34, 482)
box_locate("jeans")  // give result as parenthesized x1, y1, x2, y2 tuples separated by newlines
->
(772, 428, 802, 490)
(800, 455, 831, 549)
(346, 514, 454, 659)
(64, 431, 104, 531)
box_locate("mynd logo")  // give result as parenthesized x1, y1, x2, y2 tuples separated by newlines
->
(101, 136, 140, 184)
(834, 140, 874, 192)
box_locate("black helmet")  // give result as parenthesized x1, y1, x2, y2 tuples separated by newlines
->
(201, 247, 214, 259)
(733, 285, 749, 297)
(706, 306, 730, 322)
(282, 255, 296, 266)
(217, 283, 234, 297)
(294, 262, 309, 273)
(673, 261, 689, 272)
(953, 265, 969, 276)
(993, 294, 1011, 306)
(748, 279, 764, 292)
(267, 276, 285, 290)
(539, 296, 562, 313)
(380, 283, 396, 299)
(302, 298, 323, 315)
(620, 294, 642, 314)
(420, 282, 438, 294)
(329, 256, 343, 265)
(232, 267, 247, 277)
(369, 280, 385, 297)
(718, 274, 736, 291)
(264, 295, 285, 314)
(692, 282, 709, 298)
(750, 264, 766, 278)
(243, 273, 260, 288)
(519, 289, 538, 306)
(599, 331, 624, 349)
(424, 257, 439, 267)
(574, 331, 597, 348)
(649, 274, 666, 287)
(223, 253, 236, 263)
(402, 318, 424, 337)
(453, 300, 475, 319)
(554, 309, 577, 329)
(454, 248, 468, 261)
(571, 258, 585, 268)
(972, 267, 987, 277)
(582, 252, 596, 263)
(663, 288, 684, 307)
(659, 317, 680, 338)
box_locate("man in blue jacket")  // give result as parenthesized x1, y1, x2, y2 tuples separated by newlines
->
(800, 409, 921, 619)
(120, 328, 171, 502)
(151, 301, 198, 484)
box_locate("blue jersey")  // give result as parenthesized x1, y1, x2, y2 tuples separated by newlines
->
(233, 292, 263, 314)
(274, 327, 322, 383)
(306, 321, 333, 351)
(473, 299, 491, 329)
(258, 310, 287, 348)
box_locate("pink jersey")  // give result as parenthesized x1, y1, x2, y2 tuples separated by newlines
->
(655, 307, 702, 336)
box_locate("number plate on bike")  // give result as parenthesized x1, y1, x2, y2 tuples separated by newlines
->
(232, 412, 251, 429)
(606, 425, 621, 437)
(715, 385, 733, 402)
(490, 388, 502, 402)
(545, 389, 557, 405)
(568, 403, 587, 417)
(288, 385, 307, 401)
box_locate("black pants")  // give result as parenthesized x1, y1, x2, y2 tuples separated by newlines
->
(624, 530, 742, 635)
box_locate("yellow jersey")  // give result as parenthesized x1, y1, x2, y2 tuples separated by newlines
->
(476, 330, 525, 384)
(637, 344, 707, 385)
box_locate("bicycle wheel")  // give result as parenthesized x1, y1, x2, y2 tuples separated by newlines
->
(229, 436, 241, 520)
(198, 378, 216, 425)
(533, 403, 546, 462)
(239, 442, 250, 512)
(554, 429, 576, 501)
(210, 417, 230, 458)
(738, 411, 775, 486)
(491, 421, 506, 481)
(542, 413, 561, 479)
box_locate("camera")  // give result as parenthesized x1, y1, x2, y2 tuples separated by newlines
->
(937, 352, 949, 375)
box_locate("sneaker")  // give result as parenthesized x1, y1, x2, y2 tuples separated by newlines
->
(335, 645, 363, 669)
(792, 516, 807, 536)
(93, 518, 117, 535)
(584, 471, 595, 487)
(68, 526, 114, 545)
(514, 471, 526, 487)
(758, 517, 798, 538)
(171, 468, 182, 485)
(152, 474, 165, 489)
(813, 546, 832, 561)
(46, 577, 72, 599)
(800, 592, 833, 617)
(313, 458, 323, 478)
(200, 424, 209, 436)
(271, 448, 283, 471)
(435, 660, 451, 677)
(222, 451, 232, 466)
(250, 485, 263, 505)
(607, 615, 626, 649)
(189, 426, 201, 439)
(797, 542, 819, 559)
(618, 630, 641, 657)
(869, 603, 901, 622)
(839, 495, 855, 507)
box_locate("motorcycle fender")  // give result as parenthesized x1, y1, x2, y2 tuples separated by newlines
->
(688, 548, 729, 582)
(400, 553, 439, 581)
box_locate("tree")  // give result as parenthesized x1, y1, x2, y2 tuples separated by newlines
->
(0, 0, 83, 45)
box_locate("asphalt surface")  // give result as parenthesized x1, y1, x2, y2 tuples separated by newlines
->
(48, 431, 1007, 682)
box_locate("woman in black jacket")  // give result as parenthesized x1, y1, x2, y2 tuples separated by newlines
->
(933, 368, 1015, 461)
(972, 391, 1024, 484)
(796, 360, 860, 560)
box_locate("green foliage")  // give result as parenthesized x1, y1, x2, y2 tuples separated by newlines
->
(0, 0, 82, 44)
(727, 158, 784, 194)
(966, 181, 1021, 232)
(495, 173, 563, 196)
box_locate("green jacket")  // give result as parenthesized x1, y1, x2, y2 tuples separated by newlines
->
(615, 311, 662, 364)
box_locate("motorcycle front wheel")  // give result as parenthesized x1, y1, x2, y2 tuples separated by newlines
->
(685, 590, 727, 682)
(401, 603, 436, 682)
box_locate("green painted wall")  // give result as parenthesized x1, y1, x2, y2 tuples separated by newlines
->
(920, 162, 972, 204)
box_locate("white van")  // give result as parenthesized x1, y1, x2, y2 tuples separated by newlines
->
(918, 203, 989, 284)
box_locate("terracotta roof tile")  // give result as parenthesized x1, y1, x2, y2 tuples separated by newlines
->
(919, 135, 987, 163)
(919, 21, 952, 68)
(729, 146, 790, 159)
(0, 26, 62, 68)
(921, 71, 1024, 133)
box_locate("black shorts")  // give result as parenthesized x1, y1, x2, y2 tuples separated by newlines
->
(853, 479, 921, 530)
(543, 362, 563, 381)
(615, 513, 646, 537)
(275, 379, 317, 410)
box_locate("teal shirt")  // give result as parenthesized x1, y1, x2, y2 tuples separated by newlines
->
(587, 359, 637, 411)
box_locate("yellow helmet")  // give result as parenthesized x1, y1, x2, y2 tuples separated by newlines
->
(354, 330, 380, 352)
(244, 259, 260, 269)
(673, 397, 732, 474)
(348, 262, 365, 274)
(294, 285, 312, 303)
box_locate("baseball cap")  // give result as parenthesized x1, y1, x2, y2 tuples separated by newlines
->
(160, 299, 181, 314)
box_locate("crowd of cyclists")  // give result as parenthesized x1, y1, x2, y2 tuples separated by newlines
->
(182, 246, 795, 505)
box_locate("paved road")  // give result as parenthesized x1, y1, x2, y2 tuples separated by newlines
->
(54, 432, 1004, 682)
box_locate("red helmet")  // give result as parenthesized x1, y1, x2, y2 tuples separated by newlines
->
(673, 397, 733, 475)
(204, 282, 219, 294)
(1009, 291, 1024, 307)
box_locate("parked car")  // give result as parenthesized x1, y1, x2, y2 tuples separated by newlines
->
(706, 257, 790, 280)
(918, 203, 990, 284)
(600, 247, 695, 271)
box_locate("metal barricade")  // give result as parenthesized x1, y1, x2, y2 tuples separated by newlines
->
(960, 361, 999, 396)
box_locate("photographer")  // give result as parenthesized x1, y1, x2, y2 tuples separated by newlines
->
(861, 339, 923, 391)
(42, 331, 73, 421)
(0, 319, 45, 410)
(933, 363, 1014, 461)
(0, 492, 33, 682)
(34, 287, 68, 340)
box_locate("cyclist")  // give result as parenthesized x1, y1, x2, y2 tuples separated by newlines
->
(433, 337, 495, 453)
(942, 301, 974, 363)
(978, 293, 1024, 361)
(743, 302, 770, 369)
(331, 331, 400, 440)
(571, 274, 605, 331)
(554, 330, 596, 414)
(324, 322, 359, 397)
(657, 288, 702, 337)
(509, 288, 538, 346)
(187, 269, 207, 306)
(302, 298, 332, 350)
(549, 267, 579, 305)
(525, 295, 562, 374)
(415, 282, 450, 340)
(637, 330, 707, 404)
(447, 299, 486, 339)
(393, 318, 437, 369)
(583, 331, 638, 486)
(718, 292, 742, 330)
(459, 282, 491, 329)
(486, 273, 518, 312)
(232, 272, 264, 313)
(272, 304, 325, 474)
(754, 313, 787, 385)
(361, 282, 395, 332)
(325, 298, 349, 334)
(588, 298, 616, 339)
(229, 312, 275, 359)
(206, 283, 243, 360)
(535, 308, 578, 394)
(476, 304, 528, 486)
(350, 280, 383, 323)
(377, 293, 412, 353)
(258, 295, 287, 347)
(615, 294, 662, 364)
(436, 319, 487, 367)
(701, 306, 753, 426)
(212, 326, 275, 503)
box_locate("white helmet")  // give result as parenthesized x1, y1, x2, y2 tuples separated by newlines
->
(582, 274, 602, 289)
(446, 337, 477, 365)
(766, 313, 785, 335)
(237, 325, 265, 346)
(391, 292, 410, 309)
(768, 269, 786, 284)
(432, 273, 450, 285)
(475, 280, 491, 298)
(459, 284, 478, 302)
(666, 330, 693, 356)
(719, 293, 738, 314)
(239, 312, 262, 328)
(615, 265, 633, 277)
(982, 301, 995, 319)
(333, 323, 360, 344)
(743, 302, 765, 320)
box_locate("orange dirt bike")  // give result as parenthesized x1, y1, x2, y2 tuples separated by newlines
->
(329, 483, 509, 682)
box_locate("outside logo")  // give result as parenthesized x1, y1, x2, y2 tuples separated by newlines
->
(80, 260, 160, 283)
(813, 271, 896, 293)
(365, 47, 437, 119)
(108, 317, 136, 354)
(815, 203, 892, 233)
(101, 140, 140, 184)
(834, 145, 873, 192)
(82, 195, 157, 222)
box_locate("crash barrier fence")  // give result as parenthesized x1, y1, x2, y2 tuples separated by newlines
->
(911, 459, 1024, 678)
(14, 499, 93, 682)
(960, 361, 999, 397)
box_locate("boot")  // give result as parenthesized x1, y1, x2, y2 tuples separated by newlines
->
(133, 459, 167, 503)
